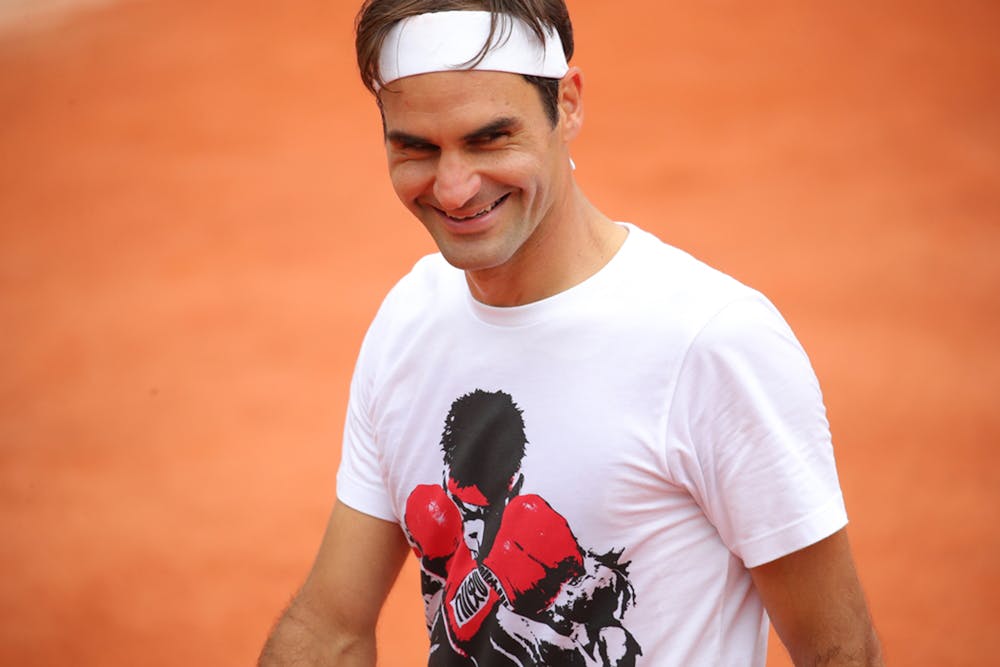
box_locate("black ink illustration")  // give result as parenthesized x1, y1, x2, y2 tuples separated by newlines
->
(404, 390, 641, 666)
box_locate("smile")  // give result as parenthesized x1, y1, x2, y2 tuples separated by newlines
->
(439, 193, 510, 222)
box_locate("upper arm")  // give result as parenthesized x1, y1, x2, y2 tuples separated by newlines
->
(750, 528, 883, 666)
(295, 500, 411, 639)
(670, 297, 848, 566)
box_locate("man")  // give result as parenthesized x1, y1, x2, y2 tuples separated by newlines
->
(405, 389, 640, 664)
(259, 1, 883, 665)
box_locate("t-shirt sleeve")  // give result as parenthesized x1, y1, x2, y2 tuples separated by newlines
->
(668, 295, 848, 568)
(335, 329, 398, 522)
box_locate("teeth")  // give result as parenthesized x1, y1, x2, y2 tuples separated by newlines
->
(446, 194, 506, 221)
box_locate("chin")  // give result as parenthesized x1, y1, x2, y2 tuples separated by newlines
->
(426, 230, 511, 273)
(438, 248, 506, 272)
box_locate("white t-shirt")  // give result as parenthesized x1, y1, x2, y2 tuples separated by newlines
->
(337, 223, 847, 666)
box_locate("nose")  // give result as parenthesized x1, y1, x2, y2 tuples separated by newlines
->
(433, 150, 481, 212)
(463, 518, 485, 557)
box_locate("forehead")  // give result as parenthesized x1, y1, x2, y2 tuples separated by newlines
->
(379, 70, 546, 133)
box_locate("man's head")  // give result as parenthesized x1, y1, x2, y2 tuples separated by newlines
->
(441, 389, 527, 505)
(355, 0, 574, 125)
(441, 389, 528, 555)
(354, 2, 586, 280)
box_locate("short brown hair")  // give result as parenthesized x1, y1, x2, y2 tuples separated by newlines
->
(355, 0, 574, 124)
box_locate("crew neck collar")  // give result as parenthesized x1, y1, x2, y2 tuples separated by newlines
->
(465, 223, 636, 327)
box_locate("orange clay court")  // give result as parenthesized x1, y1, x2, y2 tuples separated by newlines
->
(0, 1, 997, 665)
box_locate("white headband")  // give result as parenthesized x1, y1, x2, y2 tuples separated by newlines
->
(377, 10, 569, 88)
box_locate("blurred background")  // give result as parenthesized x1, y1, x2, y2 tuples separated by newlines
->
(1, 1, 997, 664)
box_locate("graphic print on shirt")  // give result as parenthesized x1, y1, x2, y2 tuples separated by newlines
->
(403, 389, 642, 666)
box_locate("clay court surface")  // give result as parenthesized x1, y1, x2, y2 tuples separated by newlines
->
(1, 1, 998, 664)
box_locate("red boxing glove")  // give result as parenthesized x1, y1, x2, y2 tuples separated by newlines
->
(443, 544, 502, 647)
(481, 494, 585, 615)
(404, 484, 462, 561)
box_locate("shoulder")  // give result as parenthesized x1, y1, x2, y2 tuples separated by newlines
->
(611, 224, 773, 340)
(625, 224, 755, 298)
(366, 252, 463, 334)
(381, 252, 459, 313)
(349, 252, 464, 387)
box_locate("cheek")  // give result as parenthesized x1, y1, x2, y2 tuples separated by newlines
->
(486, 152, 544, 195)
(517, 147, 551, 183)
(389, 162, 432, 205)
(463, 519, 485, 544)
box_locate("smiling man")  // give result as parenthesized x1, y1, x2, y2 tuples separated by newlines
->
(258, 2, 883, 666)
(381, 67, 618, 306)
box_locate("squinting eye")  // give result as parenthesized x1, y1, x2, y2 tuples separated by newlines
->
(472, 132, 508, 146)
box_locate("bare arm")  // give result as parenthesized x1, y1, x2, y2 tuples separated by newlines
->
(258, 501, 411, 666)
(750, 528, 883, 667)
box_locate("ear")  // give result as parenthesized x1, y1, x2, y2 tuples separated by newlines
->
(558, 66, 584, 141)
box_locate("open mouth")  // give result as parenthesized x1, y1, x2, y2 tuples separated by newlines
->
(439, 193, 510, 222)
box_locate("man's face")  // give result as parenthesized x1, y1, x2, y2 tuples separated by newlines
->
(379, 70, 573, 275)
(444, 470, 500, 559)
(450, 492, 490, 559)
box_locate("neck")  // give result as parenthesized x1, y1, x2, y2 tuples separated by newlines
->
(465, 185, 626, 307)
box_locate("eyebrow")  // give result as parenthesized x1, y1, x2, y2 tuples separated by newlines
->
(462, 116, 520, 142)
(386, 116, 521, 148)
(386, 129, 432, 147)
